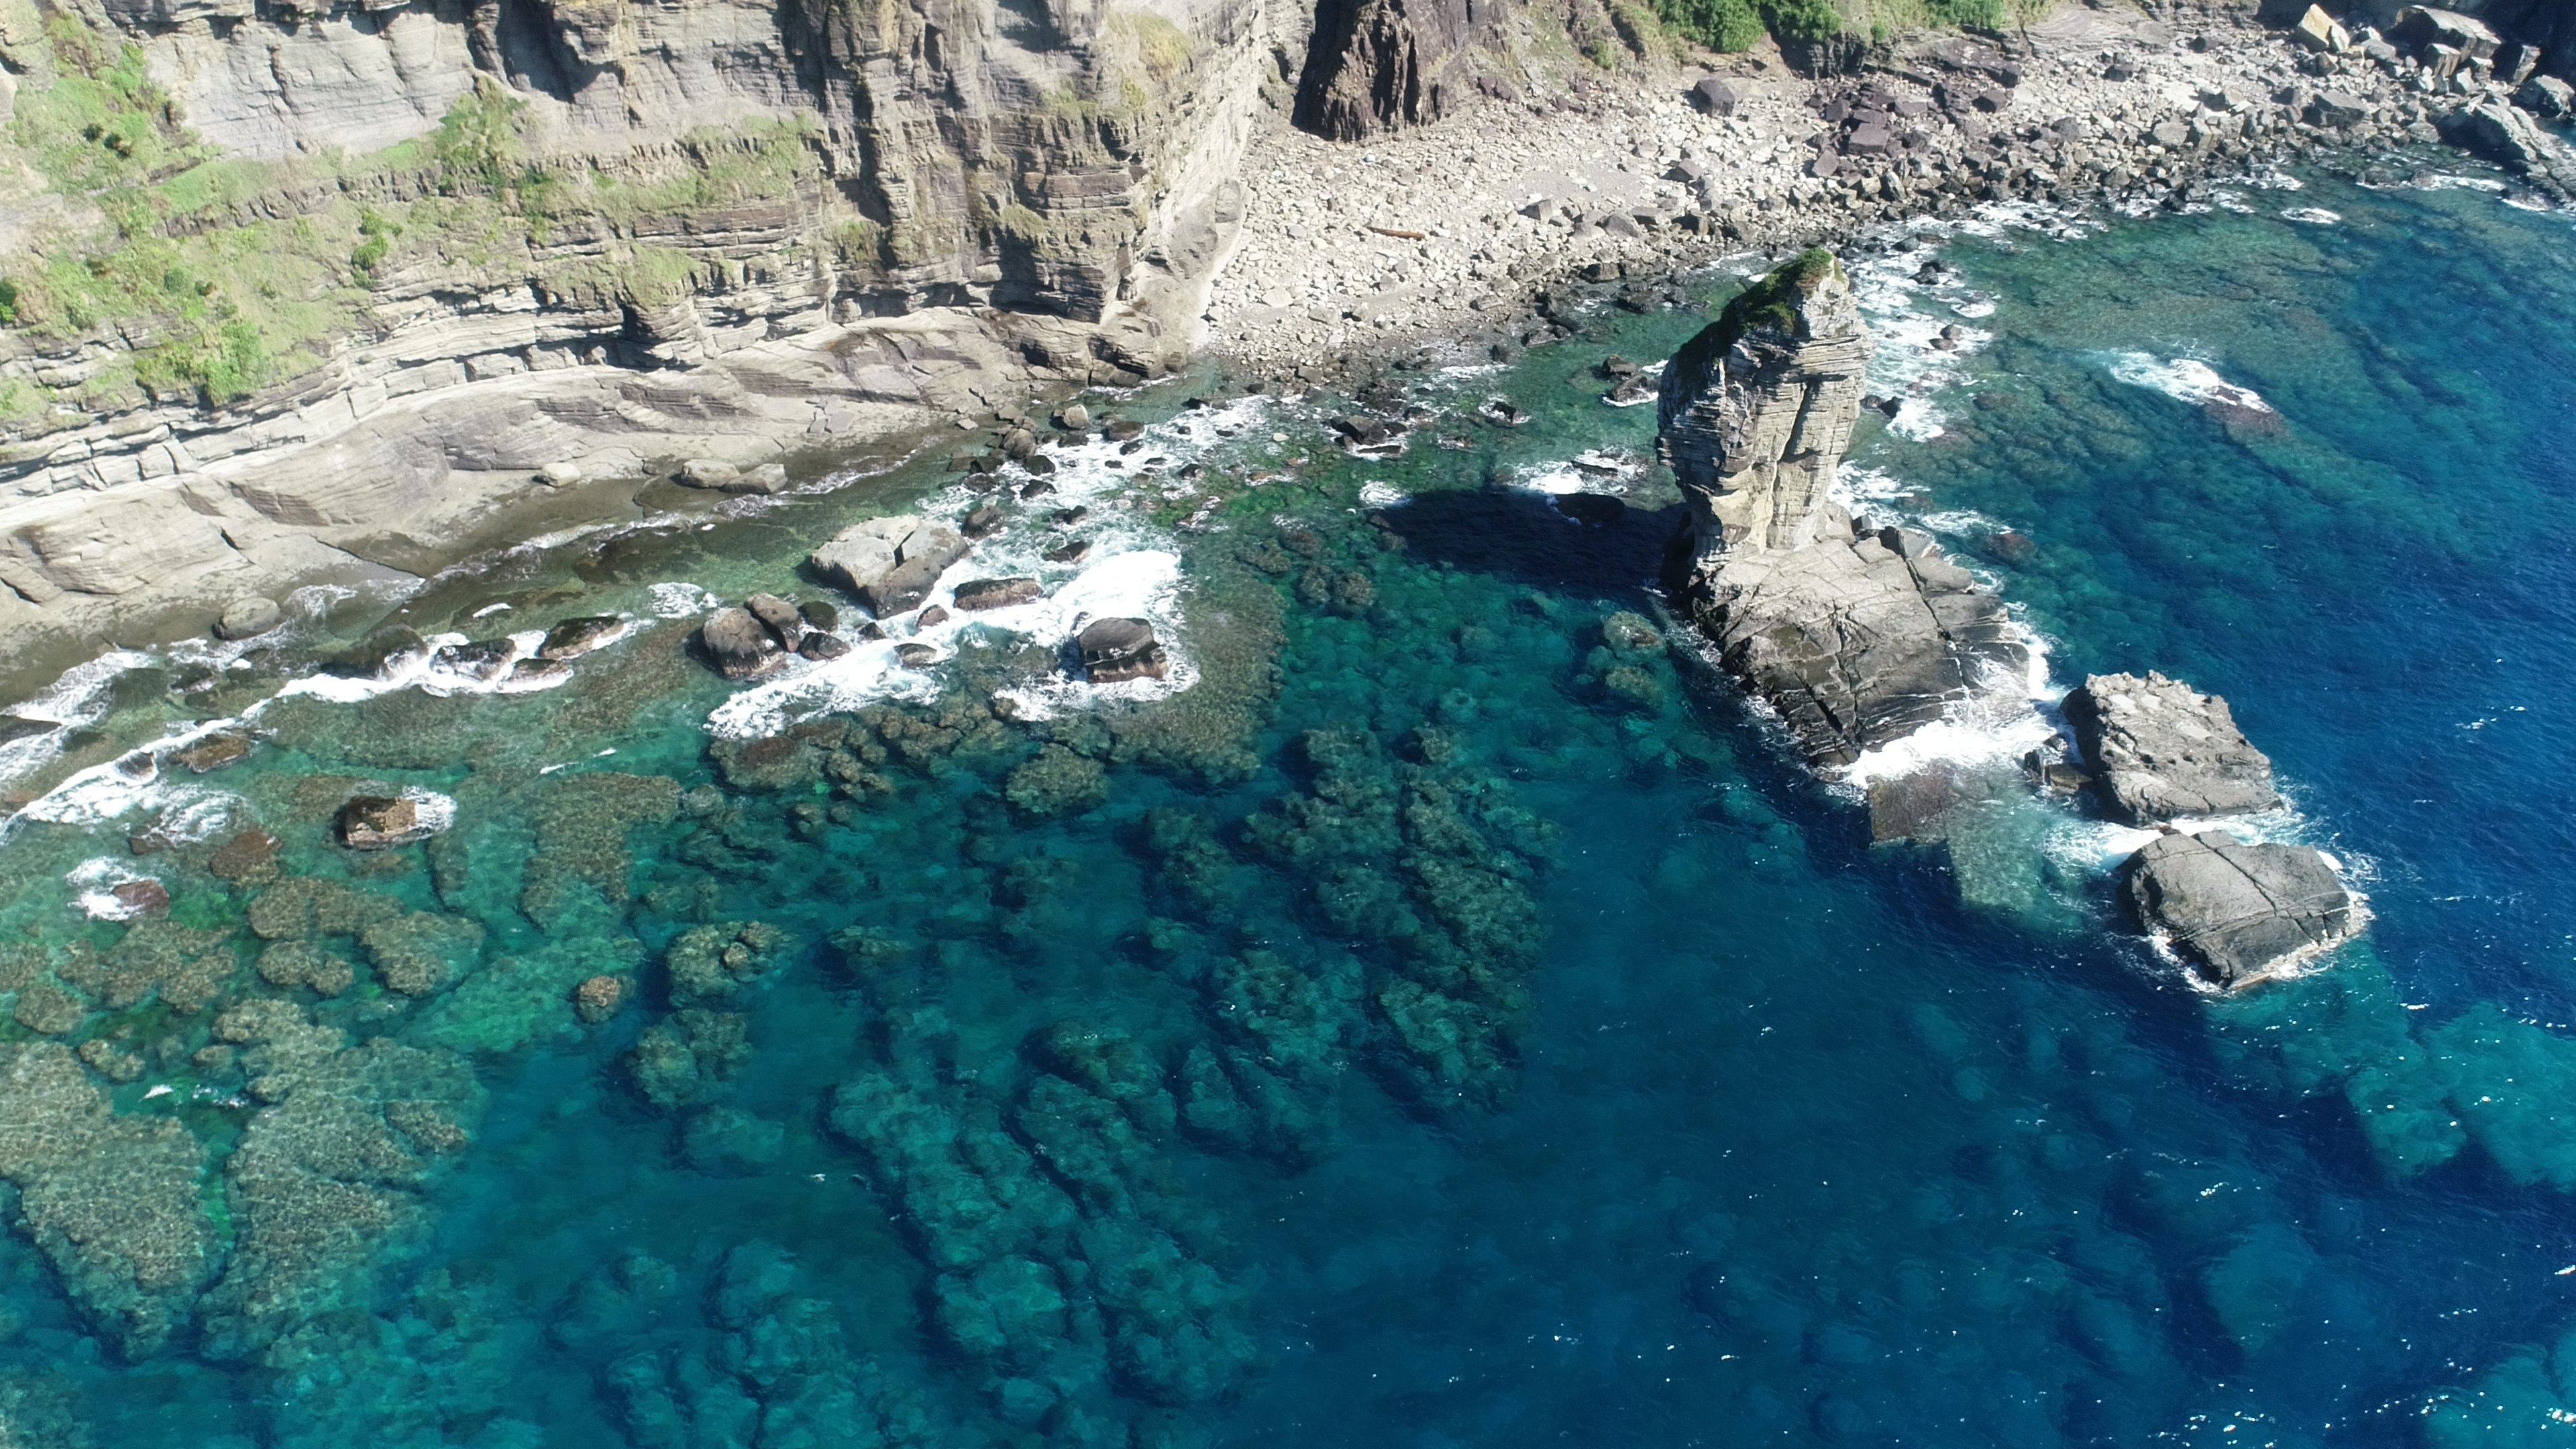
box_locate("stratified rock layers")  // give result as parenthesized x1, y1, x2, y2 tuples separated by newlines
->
(1658, 251, 2023, 767)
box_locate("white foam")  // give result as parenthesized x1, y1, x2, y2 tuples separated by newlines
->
(2416, 173, 2507, 193)
(651, 582, 720, 619)
(1360, 480, 1408, 508)
(2280, 207, 2342, 225)
(0, 649, 158, 789)
(2102, 352, 2273, 414)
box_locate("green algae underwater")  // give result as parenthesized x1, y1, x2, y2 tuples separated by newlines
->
(1, 164, 2575, 1448)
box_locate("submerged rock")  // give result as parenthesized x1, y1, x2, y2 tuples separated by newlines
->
(1078, 618, 1169, 683)
(339, 625, 429, 680)
(2123, 830, 2356, 986)
(954, 577, 1042, 612)
(2064, 672, 2280, 824)
(1658, 251, 2024, 767)
(337, 794, 441, 850)
(434, 637, 519, 682)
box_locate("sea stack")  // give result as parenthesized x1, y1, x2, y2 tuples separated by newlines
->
(1656, 250, 2025, 769)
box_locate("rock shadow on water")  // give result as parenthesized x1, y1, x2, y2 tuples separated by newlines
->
(1380, 489, 1684, 596)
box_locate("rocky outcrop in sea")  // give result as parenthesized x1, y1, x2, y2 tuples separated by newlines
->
(1655, 250, 2359, 987)
(1658, 250, 2023, 769)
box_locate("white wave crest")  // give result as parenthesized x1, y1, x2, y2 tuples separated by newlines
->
(2102, 353, 2273, 414)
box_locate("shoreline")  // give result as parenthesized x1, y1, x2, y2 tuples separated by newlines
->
(0, 3, 2559, 705)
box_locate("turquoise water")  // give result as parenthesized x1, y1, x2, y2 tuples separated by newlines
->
(0, 163, 2572, 1448)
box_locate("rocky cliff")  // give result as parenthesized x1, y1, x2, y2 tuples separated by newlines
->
(0, 0, 1297, 650)
(1656, 249, 2023, 767)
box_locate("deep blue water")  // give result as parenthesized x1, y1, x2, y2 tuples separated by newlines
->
(0, 164, 2571, 1449)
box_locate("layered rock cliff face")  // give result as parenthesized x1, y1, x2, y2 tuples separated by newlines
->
(1657, 250, 2023, 768)
(0, 0, 1293, 644)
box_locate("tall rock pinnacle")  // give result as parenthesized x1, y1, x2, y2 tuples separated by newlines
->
(1657, 250, 2025, 769)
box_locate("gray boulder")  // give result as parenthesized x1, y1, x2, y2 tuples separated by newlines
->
(700, 607, 787, 680)
(1078, 617, 1169, 683)
(678, 459, 741, 490)
(810, 516, 971, 616)
(745, 592, 805, 647)
(217, 596, 281, 641)
(1690, 76, 1740, 116)
(2518, 74, 2574, 119)
(2438, 101, 2576, 191)
(434, 638, 520, 682)
(2063, 672, 2281, 824)
(953, 577, 1042, 611)
(338, 794, 441, 850)
(2123, 830, 2357, 985)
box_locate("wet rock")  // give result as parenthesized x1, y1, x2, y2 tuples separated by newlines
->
(434, 638, 519, 682)
(918, 606, 950, 629)
(895, 643, 938, 667)
(1046, 540, 1091, 564)
(339, 625, 429, 680)
(1004, 745, 1109, 818)
(700, 606, 787, 680)
(2063, 672, 2281, 824)
(1981, 529, 2037, 565)
(508, 657, 570, 686)
(339, 794, 441, 849)
(745, 593, 805, 647)
(2123, 830, 2356, 985)
(798, 631, 852, 661)
(574, 974, 627, 1024)
(1104, 419, 1145, 442)
(109, 879, 170, 918)
(217, 596, 281, 641)
(799, 599, 839, 632)
(953, 577, 1042, 611)
(811, 517, 971, 616)
(1078, 618, 1169, 683)
(176, 733, 252, 773)
(963, 504, 1006, 539)
(539, 615, 629, 659)
(1659, 252, 2025, 767)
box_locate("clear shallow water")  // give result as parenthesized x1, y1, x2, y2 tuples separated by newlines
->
(0, 166, 2573, 1448)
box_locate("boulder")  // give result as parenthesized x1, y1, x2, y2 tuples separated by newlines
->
(745, 593, 804, 647)
(1690, 76, 1740, 116)
(2309, 91, 2371, 127)
(2123, 831, 2357, 985)
(963, 504, 1006, 539)
(810, 516, 971, 616)
(2392, 5, 2498, 59)
(338, 794, 440, 849)
(175, 734, 252, 773)
(217, 597, 281, 641)
(798, 599, 839, 633)
(109, 879, 170, 919)
(434, 638, 520, 682)
(2520, 74, 2575, 119)
(1104, 419, 1145, 442)
(538, 615, 628, 659)
(340, 625, 429, 680)
(2063, 672, 2281, 824)
(573, 975, 626, 1024)
(2438, 101, 2576, 189)
(2292, 3, 2348, 52)
(700, 606, 787, 679)
(1078, 617, 1169, 683)
(678, 459, 741, 490)
(953, 577, 1042, 611)
(740, 463, 790, 494)
(538, 462, 584, 487)
(1057, 402, 1091, 431)
(798, 632, 851, 661)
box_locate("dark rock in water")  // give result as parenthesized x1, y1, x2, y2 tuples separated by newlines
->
(1982, 529, 2036, 565)
(798, 599, 839, 633)
(894, 643, 938, 667)
(110, 879, 170, 918)
(745, 593, 804, 648)
(338, 794, 439, 849)
(176, 734, 252, 773)
(916, 606, 949, 629)
(2064, 672, 2281, 824)
(1331, 414, 1393, 446)
(1605, 374, 1655, 405)
(1046, 540, 1093, 564)
(1019, 480, 1055, 500)
(1053, 506, 1090, 527)
(700, 607, 788, 679)
(1024, 452, 1057, 476)
(1078, 617, 1169, 683)
(1104, 419, 1145, 442)
(539, 615, 628, 659)
(1658, 250, 2025, 767)
(208, 827, 281, 882)
(2123, 830, 2356, 986)
(1864, 763, 2015, 844)
(963, 504, 1006, 539)
(1556, 493, 1626, 527)
(340, 625, 429, 680)
(798, 631, 851, 661)
(1597, 355, 1641, 379)
(435, 638, 519, 682)
(508, 657, 570, 686)
(0, 716, 51, 748)
(953, 577, 1042, 611)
